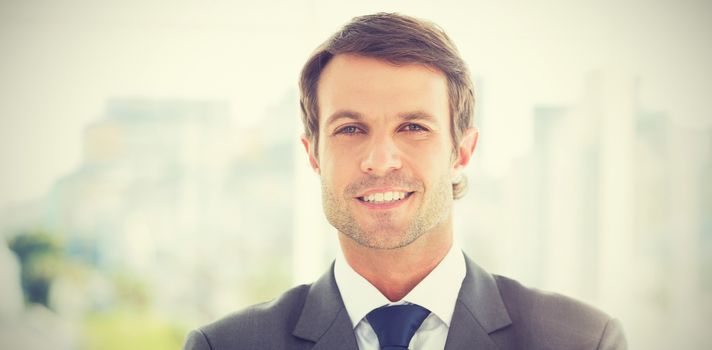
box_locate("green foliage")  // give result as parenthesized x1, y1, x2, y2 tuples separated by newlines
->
(7, 230, 63, 307)
(7, 231, 189, 349)
(82, 309, 186, 350)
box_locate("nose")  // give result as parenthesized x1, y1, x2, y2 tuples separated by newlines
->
(360, 133, 402, 176)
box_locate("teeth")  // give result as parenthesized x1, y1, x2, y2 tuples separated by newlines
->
(361, 191, 408, 203)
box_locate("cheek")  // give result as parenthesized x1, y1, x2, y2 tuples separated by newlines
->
(319, 148, 352, 184)
(407, 141, 452, 169)
(415, 156, 454, 189)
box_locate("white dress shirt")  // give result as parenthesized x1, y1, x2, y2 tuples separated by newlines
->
(334, 244, 466, 350)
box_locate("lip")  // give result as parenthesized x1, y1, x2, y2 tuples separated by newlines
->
(355, 190, 415, 210)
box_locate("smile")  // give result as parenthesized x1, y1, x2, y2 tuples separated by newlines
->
(357, 191, 414, 204)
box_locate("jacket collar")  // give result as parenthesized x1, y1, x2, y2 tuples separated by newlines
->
(292, 262, 359, 350)
(444, 253, 512, 349)
(292, 253, 512, 350)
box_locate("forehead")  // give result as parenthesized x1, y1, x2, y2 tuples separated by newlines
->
(317, 54, 449, 125)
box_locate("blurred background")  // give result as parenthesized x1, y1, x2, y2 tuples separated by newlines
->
(1, 0, 710, 349)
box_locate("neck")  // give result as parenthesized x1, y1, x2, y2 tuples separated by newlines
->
(339, 220, 453, 302)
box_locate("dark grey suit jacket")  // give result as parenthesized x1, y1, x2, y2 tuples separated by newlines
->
(184, 254, 626, 349)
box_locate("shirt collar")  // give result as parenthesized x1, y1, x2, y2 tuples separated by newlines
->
(334, 243, 466, 328)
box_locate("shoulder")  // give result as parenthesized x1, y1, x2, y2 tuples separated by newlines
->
(184, 284, 312, 350)
(494, 274, 609, 328)
(493, 275, 626, 349)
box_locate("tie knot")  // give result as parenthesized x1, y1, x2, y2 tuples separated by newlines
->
(366, 304, 431, 349)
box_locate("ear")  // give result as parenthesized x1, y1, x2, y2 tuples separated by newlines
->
(451, 127, 478, 178)
(300, 134, 321, 175)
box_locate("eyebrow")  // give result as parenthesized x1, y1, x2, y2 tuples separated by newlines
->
(325, 110, 363, 127)
(325, 110, 437, 126)
(397, 111, 438, 123)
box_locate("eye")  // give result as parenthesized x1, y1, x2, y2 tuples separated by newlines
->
(400, 123, 428, 132)
(335, 125, 364, 135)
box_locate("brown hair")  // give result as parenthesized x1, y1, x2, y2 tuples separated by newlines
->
(299, 12, 475, 199)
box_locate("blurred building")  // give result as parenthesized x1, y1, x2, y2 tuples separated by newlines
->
(31, 97, 297, 322)
(459, 72, 712, 349)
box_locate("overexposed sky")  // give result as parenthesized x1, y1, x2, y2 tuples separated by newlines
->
(1, 0, 710, 207)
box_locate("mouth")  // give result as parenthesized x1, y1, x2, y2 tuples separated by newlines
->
(356, 190, 415, 208)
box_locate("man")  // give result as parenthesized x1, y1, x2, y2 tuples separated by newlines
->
(184, 13, 627, 349)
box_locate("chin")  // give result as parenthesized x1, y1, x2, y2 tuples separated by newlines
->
(346, 227, 423, 250)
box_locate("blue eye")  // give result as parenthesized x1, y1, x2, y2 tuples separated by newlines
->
(401, 123, 427, 132)
(336, 125, 363, 135)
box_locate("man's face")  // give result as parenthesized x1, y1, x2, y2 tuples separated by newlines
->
(302, 54, 476, 250)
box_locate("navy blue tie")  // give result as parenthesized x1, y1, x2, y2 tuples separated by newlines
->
(366, 304, 431, 350)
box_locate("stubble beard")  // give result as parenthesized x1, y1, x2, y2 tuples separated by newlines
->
(321, 174, 453, 250)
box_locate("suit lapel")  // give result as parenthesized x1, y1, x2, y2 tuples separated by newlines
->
(292, 263, 359, 350)
(444, 254, 512, 350)
(292, 254, 511, 350)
